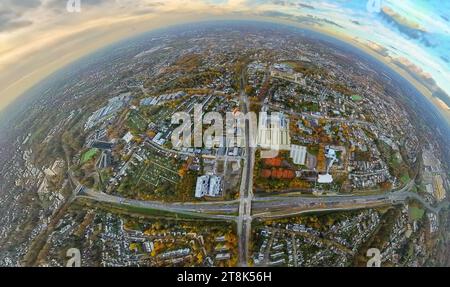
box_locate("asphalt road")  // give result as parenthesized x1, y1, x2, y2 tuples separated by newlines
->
(237, 69, 254, 266)
(77, 180, 448, 221)
(80, 189, 239, 220)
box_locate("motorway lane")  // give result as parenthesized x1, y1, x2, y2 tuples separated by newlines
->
(80, 190, 239, 220)
(237, 68, 255, 266)
(75, 168, 447, 222)
(78, 186, 448, 221)
(251, 188, 447, 218)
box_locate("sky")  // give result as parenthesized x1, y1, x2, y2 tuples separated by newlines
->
(0, 0, 449, 120)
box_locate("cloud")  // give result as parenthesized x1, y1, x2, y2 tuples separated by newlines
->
(4, 0, 42, 9)
(0, 0, 41, 32)
(44, 0, 109, 11)
(0, 9, 33, 32)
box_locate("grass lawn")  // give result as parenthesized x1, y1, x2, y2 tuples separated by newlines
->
(409, 206, 425, 220)
(400, 174, 411, 185)
(351, 95, 363, 101)
(81, 148, 98, 164)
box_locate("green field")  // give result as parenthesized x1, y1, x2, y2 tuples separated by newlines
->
(351, 95, 363, 101)
(81, 148, 98, 163)
(409, 206, 425, 220)
(400, 174, 411, 184)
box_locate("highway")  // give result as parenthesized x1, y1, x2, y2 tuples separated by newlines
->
(252, 191, 410, 219)
(251, 181, 449, 218)
(77, 189, 239, 221)
(77, 180, 448, 221)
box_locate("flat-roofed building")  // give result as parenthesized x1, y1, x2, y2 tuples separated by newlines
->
(122, 131, 133, 144)
(215, 253, 231, 261)
(84, 93, 130, 130)
(209, 175, 222, 196)
(195, 175, 209, 198)
(290, 145, 307, 165)
(195, 175, 222, 198)
(318, 173, 333, 183)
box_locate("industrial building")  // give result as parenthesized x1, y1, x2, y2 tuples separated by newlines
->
(84, 93, 130, 130)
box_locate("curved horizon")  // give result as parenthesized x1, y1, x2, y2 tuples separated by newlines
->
(1, 3, 449, 268)
(0, 1, 449, 124)
(2, 16, 450, 130)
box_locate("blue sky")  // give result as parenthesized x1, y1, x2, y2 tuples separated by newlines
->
(239, 0, 450, 108)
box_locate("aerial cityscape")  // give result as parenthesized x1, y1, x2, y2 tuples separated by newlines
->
(0, 1, 449, 269)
